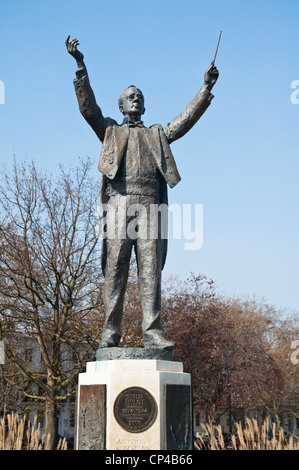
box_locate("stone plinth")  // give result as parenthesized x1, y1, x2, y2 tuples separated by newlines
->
(96, 346, 174, 362)
(75, 354, 192, 450)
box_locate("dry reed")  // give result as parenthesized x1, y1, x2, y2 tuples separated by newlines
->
(0, 413, 67, 450)
(195, 417, 299, 450)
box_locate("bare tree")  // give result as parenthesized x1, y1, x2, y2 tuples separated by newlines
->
(0, 158, 103, 448)
(259, 313, 299, 427)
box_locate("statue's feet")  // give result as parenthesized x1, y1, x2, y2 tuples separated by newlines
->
(98, 327, 121, 348)
(98, 338, 118, 348)
(143, 330, 176, 350)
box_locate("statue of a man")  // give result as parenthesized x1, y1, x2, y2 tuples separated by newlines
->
(66, 37, 219, 350)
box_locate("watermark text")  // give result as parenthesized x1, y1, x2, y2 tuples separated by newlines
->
(0, 81, 4, 104)
(291, 340, 299, 365)
(290, 80, 299, 104)
(95, 202, 203, 251)
(0, 341, 4, 365)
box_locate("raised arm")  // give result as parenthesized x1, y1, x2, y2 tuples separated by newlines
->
(65, 36, 107, 142)
(163, 64, 219, 144)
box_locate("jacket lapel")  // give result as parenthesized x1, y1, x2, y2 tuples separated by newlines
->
(98, 125, 129, 179)
(145, 125, 181, 188)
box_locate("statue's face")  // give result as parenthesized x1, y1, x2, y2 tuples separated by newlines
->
(120, 86, 145, 119)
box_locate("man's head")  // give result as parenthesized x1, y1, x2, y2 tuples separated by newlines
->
(118, 85, 145, 120)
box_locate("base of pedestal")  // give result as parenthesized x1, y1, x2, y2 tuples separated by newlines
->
(96, 346, 174, 362)
(75, 354, 192, 450)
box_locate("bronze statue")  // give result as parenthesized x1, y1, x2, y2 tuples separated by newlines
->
(66, 36, 219, 351)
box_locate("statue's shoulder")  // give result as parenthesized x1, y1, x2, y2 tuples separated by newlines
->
(105, 117, 119, 127)
(149, 123, 168, 137)
(149, 123, 165, 135)
(149, 123, 163, 129)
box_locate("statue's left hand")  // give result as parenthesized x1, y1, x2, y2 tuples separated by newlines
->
(204, 64, 219, 88)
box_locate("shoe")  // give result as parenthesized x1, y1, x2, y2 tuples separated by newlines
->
(98, 339, 118, 348)
(98, 327, 121, 348)
(98, 334, 120, 348)
(143, 330, 176, 350)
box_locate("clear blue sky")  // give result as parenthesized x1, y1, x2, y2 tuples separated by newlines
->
(1, 0, 298, 313)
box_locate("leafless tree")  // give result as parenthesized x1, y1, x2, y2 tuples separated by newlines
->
(0, 158, 103, 448)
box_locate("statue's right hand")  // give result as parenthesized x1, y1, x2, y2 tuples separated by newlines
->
(65, 35, 84, 62)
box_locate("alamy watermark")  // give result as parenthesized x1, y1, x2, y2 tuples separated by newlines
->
(95, 202, 204, 251)
(0, 81, 4, 104)
(290, 80, 299, 104)
(291, 340, 299, 365)
(0, 341, 4, 365)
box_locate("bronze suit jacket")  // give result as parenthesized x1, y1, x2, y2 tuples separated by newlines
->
(98, 122, 181, 208)
(98, 123, 181, 189)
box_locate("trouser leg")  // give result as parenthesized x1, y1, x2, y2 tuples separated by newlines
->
(135, 236, 163, 333)
(100, 236, 133, 347)
(135, 235, 175, 349)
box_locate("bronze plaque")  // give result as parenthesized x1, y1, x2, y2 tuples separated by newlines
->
(166, 384, 192, 450)
(113, 386, 157, 433)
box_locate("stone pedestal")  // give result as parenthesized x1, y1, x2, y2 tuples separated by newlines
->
(75, 352, 192, 450)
